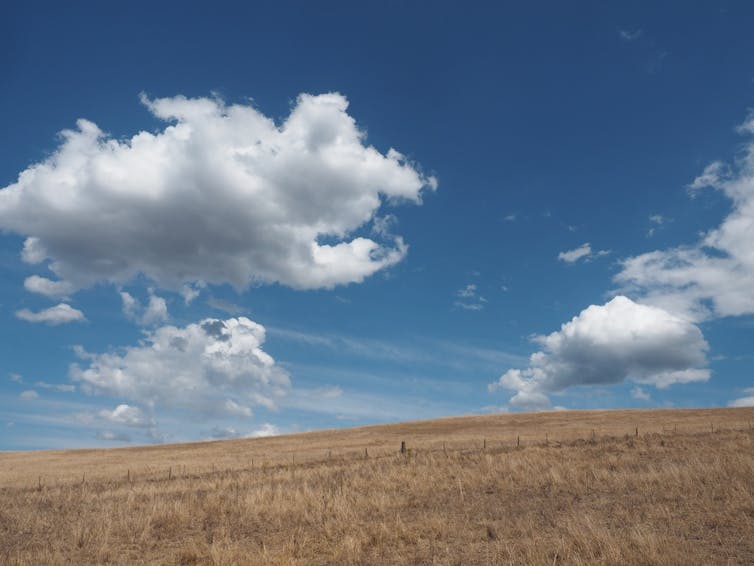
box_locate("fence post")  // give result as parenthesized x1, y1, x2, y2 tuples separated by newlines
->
(516, 435, 520, 448)
(400, 441, 406, 455)
(168, 467, 172, 480)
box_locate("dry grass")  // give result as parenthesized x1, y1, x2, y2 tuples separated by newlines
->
(1, 407, 753, 565)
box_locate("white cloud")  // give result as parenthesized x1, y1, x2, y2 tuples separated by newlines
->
(647, 214, 672, 237)
(98, 404, 154, 428)
(630, 386, 651, 401)
(489, 296, 709, 410)
(9, 373, 23, 383)
(558, 243, 592, 263)
(119, 290, 169, 326)
(728, 387, 754, 407)
(246, 423, 280, 438)
(616, 115, 754, 322)
(0, 92, 436, 294)
(20, 390, 39, 400)
(23, 275, 75, 298)
(454, 283, 487, 311)
(16, 303, 85, 325)
(179, 282, 203, 305)
(70, 317, 290, 424)
(558, 243, 610, 264)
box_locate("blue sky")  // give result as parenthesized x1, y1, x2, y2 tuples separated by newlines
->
(2, 1, 754, 449)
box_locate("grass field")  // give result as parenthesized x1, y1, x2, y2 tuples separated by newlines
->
(1, 407, 753, 564)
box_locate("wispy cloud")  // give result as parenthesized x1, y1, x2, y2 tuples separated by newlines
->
(557, 243, 610, 264)
(619, 29, 643, 42)
(454, 283, 487, 311)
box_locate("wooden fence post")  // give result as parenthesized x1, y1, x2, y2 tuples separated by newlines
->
(400, 441, 406, 455)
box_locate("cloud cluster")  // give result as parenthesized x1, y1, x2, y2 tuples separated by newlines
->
(0, 92, 436, 295)
(454, 283, 487, 311)
(489, 296, 709, 410)
(70, 317, 290, 425)
(616, 113, 754, 322)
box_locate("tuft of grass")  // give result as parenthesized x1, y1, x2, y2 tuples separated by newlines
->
(1, 407, 753, 564)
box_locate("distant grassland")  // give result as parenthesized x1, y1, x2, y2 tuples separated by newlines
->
(1, 407, 753, 565)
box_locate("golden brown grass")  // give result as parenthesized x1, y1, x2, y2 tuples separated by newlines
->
(1, 407, 753, 565)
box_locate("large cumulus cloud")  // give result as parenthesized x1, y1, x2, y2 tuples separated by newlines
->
(70, 316, 290, 424)
(489, 296, 709, 410)
(0, 92, 436, 295)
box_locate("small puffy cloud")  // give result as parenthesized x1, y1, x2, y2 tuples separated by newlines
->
(179, 282, 204, 305)
(454, 283, 487, 311)
(16, 303, 85, 325)
(9, 373, 23, 383)
(20, 390, 39, 400)
(246, 423, 280, 438)
(489, 296, 709, 410)
(630, 386, 651, 401)
(24, 275, 75, 298)
(0, 92, 436, 294)
(70, 317, 290, 423)
(617, 114, 754, 322)
(120, 290, 169, 326)
(558, 243, 610, 264)
(558, 243, 591, 263)
(647, 214, 672, 237)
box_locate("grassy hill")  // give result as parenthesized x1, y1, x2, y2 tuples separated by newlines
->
(2, 407, 753, 564)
